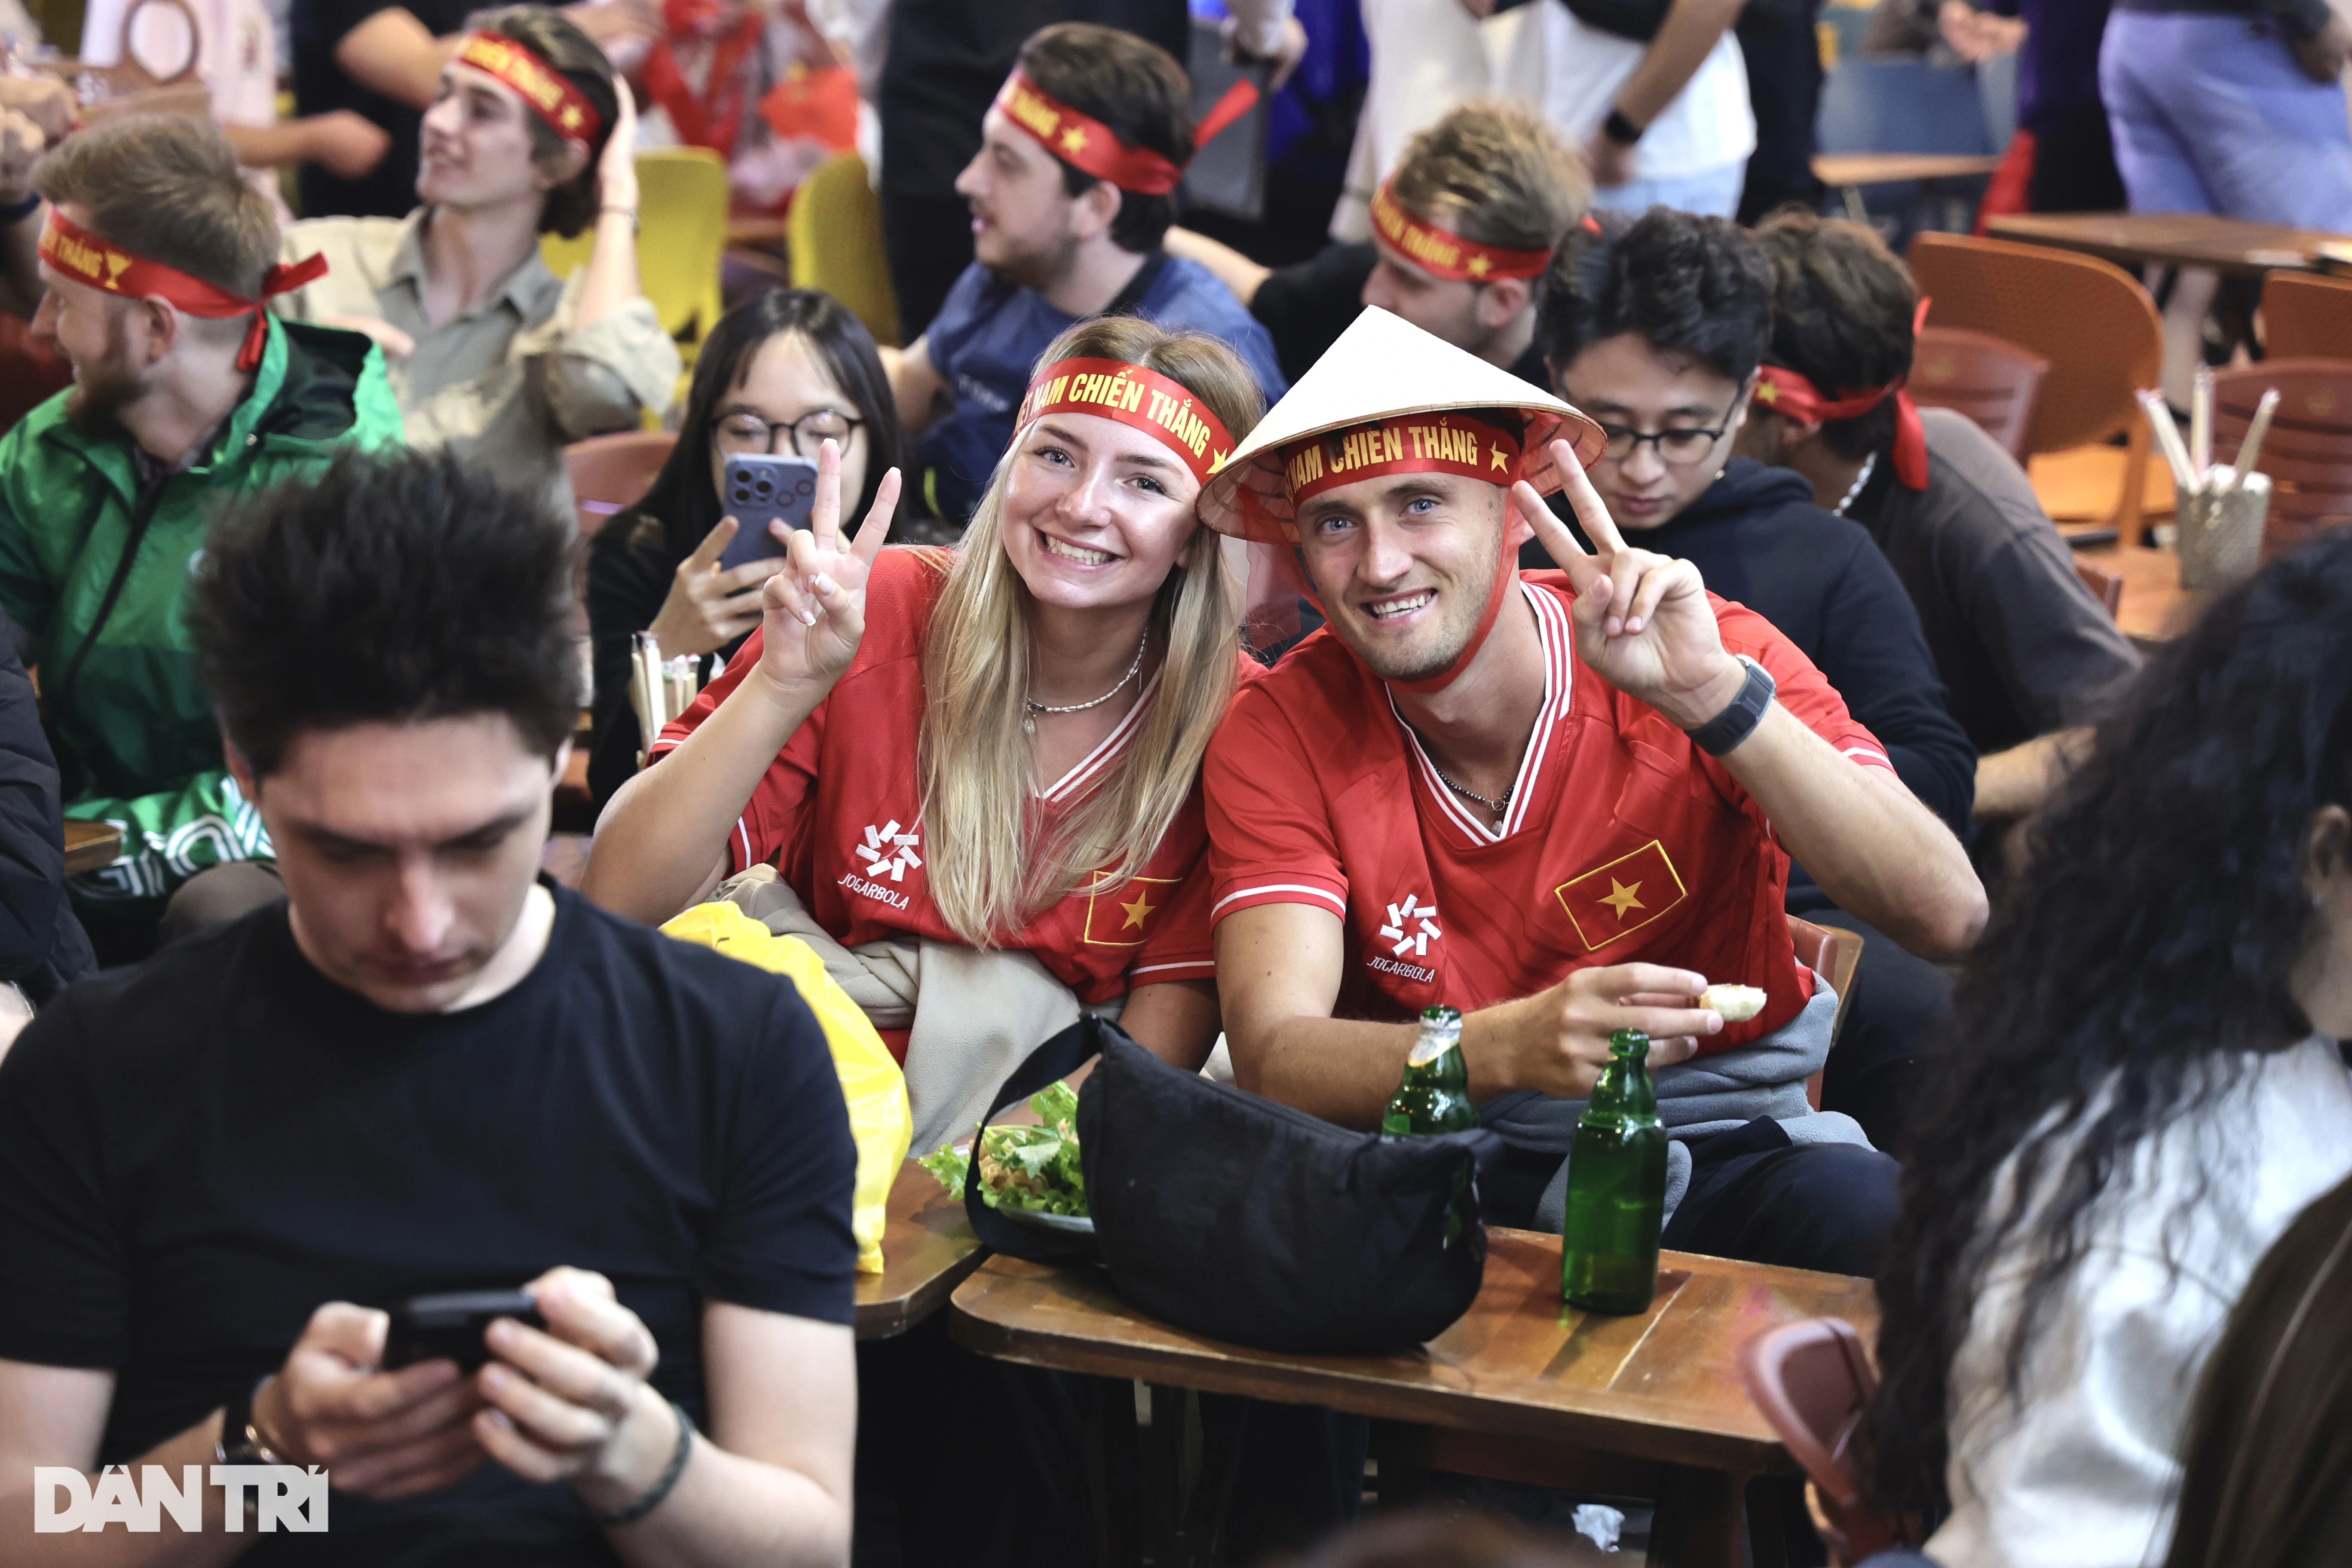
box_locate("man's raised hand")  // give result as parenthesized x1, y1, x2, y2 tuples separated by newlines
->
(756, 438, 900, 694)
(1512, 438, 1746, 730)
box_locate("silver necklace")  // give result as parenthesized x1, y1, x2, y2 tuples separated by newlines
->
(1430, 762, 1510, 815)
(1023, 629, 1148, 734)
(1832, 450, 1878, 517)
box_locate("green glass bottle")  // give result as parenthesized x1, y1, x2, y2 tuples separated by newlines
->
(1560, 1028, 1668, 1314)
(1381, 1006, 1476, 1137)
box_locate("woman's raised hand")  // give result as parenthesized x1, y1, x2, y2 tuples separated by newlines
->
(756, 439, 901, 694)
(1513, 438, 1746, 731)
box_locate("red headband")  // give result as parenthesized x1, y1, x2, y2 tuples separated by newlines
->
(1282, 415, 1525, 693)
(993, 69, 1258, 196)
(1751, 367, 1926, 492)
(455, 31, 603, 142)
(40, 209, 328, 374)
(1369, 180, 1553, 282)
(1015, 357, 1237, 485)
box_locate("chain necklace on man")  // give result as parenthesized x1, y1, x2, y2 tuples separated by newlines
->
(1430, 762, 1511, 814)
(1024, 628, 1149, 734)
(1832, 451, 1878, 517)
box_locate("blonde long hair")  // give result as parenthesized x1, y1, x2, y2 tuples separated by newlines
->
(919, 317, 1265, 946)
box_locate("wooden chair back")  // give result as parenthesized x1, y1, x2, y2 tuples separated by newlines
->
(2073, 557, 2123, 619)
(2261, 271, 2352, 361)
(1908, 232, 2162, 535)
(1737, 1318, 1921, 1563)
(563, 430, 677, 538)
(1909, 325, 2048, 459)
(1788, 915, 1862, 1112)
(2210, 359, 2352, 563)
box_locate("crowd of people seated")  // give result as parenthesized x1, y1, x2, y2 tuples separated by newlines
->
(0, 6, 2346, 1567)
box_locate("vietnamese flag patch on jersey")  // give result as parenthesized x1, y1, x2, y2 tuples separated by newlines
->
(1555, 840, 1688, 952)
(1082, 874, 1179, 948)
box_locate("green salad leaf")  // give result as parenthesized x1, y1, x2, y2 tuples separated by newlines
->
(914, 1079, 1088, 1217)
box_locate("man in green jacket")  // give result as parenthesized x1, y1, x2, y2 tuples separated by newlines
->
(0, 115, 401, 956)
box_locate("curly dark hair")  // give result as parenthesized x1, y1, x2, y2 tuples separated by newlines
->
(1752, 208, 1917, 463)
(1534, 207, 1774, 389)
(475, 5, 621, 239)
(1017, 22, 1194, 254)
(192, 448, 580, 777)
(1864, 528, 2352, 1520)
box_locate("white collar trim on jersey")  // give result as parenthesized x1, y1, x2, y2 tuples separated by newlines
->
(1390, 579, 1576, 846)
(1036, 666, 1164, 804)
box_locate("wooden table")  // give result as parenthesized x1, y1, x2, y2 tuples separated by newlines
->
(951, 1228, 1877, 1565)
(856, 1158, 984, 1340)
(1988, 212, 2351, 280)
(1813, 153, 2001, 188)
(2071, 541, 2211, 645)
(62, 819, 122, 876)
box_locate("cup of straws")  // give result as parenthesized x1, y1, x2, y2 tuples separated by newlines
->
(630, 631, 704, 766)
(2138, 371, 2278, 593)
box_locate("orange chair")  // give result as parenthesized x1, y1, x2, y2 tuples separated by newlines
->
(563, 429, 678, 538)
(1789, 914, 1862, 1112)
(1909, 325, 2048, 459)
(2073, 556, 2123, 619)
(1908, 232, 2163, 538)
(2260, 271, 2352, 362)
(2211, 359, 2352, 563)
(1737, 1318, 1923, 1565)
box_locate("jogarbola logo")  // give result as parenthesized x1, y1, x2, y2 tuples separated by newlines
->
(1555, 840, 1687, 951)
(1369, 891, 1440, 983)
(854, 820, 921, 882)
(1081, 873, 1176, 946)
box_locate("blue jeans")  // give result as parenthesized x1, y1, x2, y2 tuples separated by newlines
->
(2100, 9, 2352, 229)
(1588, 159, 1750, 219)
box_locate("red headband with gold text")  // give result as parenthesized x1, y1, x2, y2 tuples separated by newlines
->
(455, 31, 603, 142)
(1280, 413, 1522, 506)
(993, 69, 1258, 196)
(1751, 298, 1934, 490)
(1015, 358, 1237, 485)
(1369, 180, 1553, 283)
(39, 209, 328, 373)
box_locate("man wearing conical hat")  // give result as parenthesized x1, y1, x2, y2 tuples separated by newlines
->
(1198, 308, 1986, 1268)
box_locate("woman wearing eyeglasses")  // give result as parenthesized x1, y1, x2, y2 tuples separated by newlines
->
(586, 288, 908, 809)
(1538, 207, 1975, 1155)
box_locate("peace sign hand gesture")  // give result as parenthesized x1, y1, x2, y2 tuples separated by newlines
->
(755, 439, 901, 696)
(1512, 438, 1748, 730)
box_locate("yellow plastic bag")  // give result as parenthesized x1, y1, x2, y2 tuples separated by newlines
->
(661, 902, 911, 1274)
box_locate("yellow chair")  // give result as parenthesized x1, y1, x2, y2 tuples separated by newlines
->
(788, 150, 903, 349)
(542, 146, 729, 370)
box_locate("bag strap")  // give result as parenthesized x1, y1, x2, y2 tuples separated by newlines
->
(980, 1014, 1115, 1125)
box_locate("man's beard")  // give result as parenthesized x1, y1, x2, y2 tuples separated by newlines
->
(1326, 543, 1503, 686)
(981, 217, 1081, 296)
(64, 317, 150, 438)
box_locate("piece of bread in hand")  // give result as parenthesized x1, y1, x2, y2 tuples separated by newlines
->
(1700, 983, 1766, 1023)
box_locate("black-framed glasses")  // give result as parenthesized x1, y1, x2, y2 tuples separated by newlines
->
(712, 407, 864, 459)
(1592, 394, 1741, 466)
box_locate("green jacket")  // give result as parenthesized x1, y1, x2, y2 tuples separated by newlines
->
(0, 319, 402, 906)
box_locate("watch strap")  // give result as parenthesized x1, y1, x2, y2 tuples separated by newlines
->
(216, 1375, 284, 1467)
(1602, 108, 1645, 146)
(1684, 655, 1774, 756)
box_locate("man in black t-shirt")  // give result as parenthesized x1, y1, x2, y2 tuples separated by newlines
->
(0, 449, 859, 1564)
(291, 0, 657, 218)
(1164, 98, 1588, 388)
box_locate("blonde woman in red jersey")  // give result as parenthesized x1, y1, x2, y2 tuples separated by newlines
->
(584, 314, 1262, 1149)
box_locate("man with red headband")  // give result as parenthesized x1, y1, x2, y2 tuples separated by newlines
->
(1535, 208, 1979, 1152)
(1199, 306, 1985, 1273)
(1168, 98, 1588, 389)
(1743, 210, 2141, 853)
(888, 21, 1284, 525)
(0, 115, 401, 959)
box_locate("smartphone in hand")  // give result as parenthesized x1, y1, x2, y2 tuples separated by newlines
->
(720, 453, 820, 572)
(384, 1289, 545, 1372)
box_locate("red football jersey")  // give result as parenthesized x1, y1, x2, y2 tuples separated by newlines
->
(1204, 573, 1896, 1054)
(654, 548, 1222, 1008)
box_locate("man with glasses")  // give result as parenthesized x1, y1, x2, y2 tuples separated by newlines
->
(1534, 208, 1976, 1150)
(1195, 305, 1985, 1286)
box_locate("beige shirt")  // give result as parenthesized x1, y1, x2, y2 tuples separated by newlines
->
(275, 211, 680, 503)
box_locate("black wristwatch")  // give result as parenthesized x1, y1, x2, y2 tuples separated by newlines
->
(216, 1375, 285, 1467)
(1602, 108, 1645, 147)
(1683, 655, 1775, 756)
